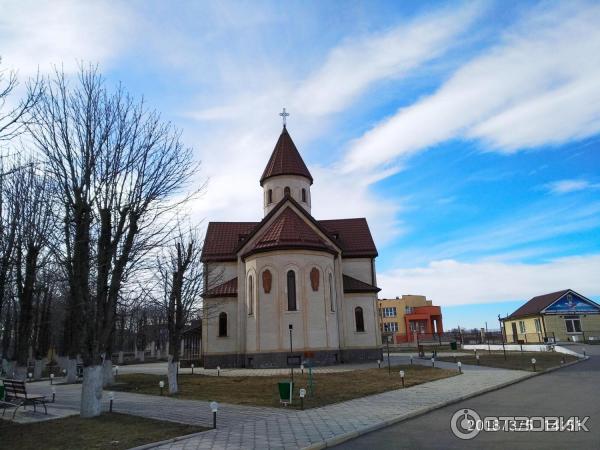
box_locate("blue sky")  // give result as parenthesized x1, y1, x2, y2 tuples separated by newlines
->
(2, 0, 600, 328)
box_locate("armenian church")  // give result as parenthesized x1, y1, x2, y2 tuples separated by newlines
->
(201, 119, 382, 368)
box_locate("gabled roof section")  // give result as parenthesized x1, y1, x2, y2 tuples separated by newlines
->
(260, 127, 313, 186)
(201, 222, 257, 262)
(203, 277, 238, 298)
(319, 218, 378, 257)
(343, 274, 381, 294)
(242, 206, 337, 258)
(507, 289, 570, 318)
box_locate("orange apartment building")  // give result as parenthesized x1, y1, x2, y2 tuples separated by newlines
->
(378, 295, 443, 343)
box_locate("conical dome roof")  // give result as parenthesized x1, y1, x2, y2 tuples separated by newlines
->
(260, 127, 313, 186)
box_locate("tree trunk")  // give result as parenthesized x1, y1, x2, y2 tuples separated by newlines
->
(66, 358, 78, 383)
(33, 358, 44, 379)
(80, 365, 103, 417)
(167, 356, 178, 394)
(102, 359, 114, 387)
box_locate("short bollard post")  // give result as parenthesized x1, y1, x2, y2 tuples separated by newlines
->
(299, 388, 306, 410)
(109, 392, 114, 412)
(583, 349, 587, 358)
(62, 369, 67, 377)
(410, 355, 413, 365)
(27, 372, 32, 381)
(476, 354, 480, 365)
(453, 353, 456, 363)
(210, 401, 219, 429)
(159, 380, 165, 396)
(51, 387, 56, 403)
(531, 358, 536, 372)
(431, 357, 435, 368)
(217, 366, 221, 377)
(399, 370, 405, 388)
(301, 364, 304, 375)
(457, 362, 462, 373)
(115, 365, 119, 379)
(377, 359, 381, 369)
(50, 373, 54, 385)
(191, 363, 195, 375)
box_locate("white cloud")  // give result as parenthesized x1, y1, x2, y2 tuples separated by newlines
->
(344, 2, 600, 171)
(378, 254, 600, 306)
(0, 0, 134, 75)
(293, 4, 480, 117)
(545, 179, 600, 194)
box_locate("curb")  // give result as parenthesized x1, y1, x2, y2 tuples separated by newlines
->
(128, 429, 218, 450)
(301, 357, 587, 450)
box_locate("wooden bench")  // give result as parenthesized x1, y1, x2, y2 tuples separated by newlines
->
(2, 379, 47, 419)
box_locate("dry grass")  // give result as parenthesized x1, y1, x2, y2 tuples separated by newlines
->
(111, 365, 458, 409)
(438, 351, 578, 371)
(0, 412, 205, 450)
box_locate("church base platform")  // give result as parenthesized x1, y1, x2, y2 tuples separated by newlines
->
(203, 347, 383, 369)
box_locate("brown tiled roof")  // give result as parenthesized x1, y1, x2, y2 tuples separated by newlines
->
(320, 218, 378, 257)
(507, 289, 570, 318)
(243, 208, 336, 258)
(201, 222, 257, 262)
(260, 127, 313, 186)
(204, 277, 238, 298)
(343, 274, 380, 293)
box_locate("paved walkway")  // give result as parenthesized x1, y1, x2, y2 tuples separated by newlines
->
(22, 356, 535, 449)
(145, 358, 531, 450)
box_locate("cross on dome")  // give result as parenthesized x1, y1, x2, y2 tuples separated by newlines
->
(279, 107, 290, 127)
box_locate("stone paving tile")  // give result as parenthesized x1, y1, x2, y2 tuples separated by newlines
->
(26, 356, 531, 450)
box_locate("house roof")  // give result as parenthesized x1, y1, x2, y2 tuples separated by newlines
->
(320, 218, 378, 258)
(242, 207, 336, 258)
(506, 289, 570, 318)
(203, 277, 238, 298)
(343, 274, 381, 293)
(260, 126, 313, 186)
(201, 222, 258, 262)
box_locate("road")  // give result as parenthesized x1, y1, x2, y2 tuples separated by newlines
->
(336, 345, 600, 450)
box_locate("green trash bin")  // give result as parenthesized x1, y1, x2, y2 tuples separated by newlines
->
(450, 341, 458, 350)
(278, 381, 293, 405)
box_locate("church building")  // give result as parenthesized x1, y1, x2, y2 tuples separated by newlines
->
(200, 121, 383, 368)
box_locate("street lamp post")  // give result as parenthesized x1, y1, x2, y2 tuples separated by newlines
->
(289, 324, 294, 384)
(498, 314, 507, 360)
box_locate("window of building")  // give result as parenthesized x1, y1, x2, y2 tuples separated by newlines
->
(329, 273, 335, 312)
(383, 307, 397, 317)
(534, 318, 541, 333)
(284, 186, 291, 196)
(267, 189, 273, 204)
(287, 270, 297, 311)
(383, 322, 399, 332)
(565, 318, 582, 333)
(355, 307, 365, 332)
(302, 188, 307, 202)
(218, 313, 227, 337)
(248, 276, 254, 315)
(519, 321, 526, 333)
(405, 306, 414, 314)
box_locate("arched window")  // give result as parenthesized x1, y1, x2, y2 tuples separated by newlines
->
(287, 270, 297, 311)
(355, 307, 365, 332)
(302, 188, 307, 202)
(329, 273, 335, 312)
(267, 189, 273, 204)
(284, 186, 291, 197)
(218, 312, 227, 337)
(248, 276, 254, 315)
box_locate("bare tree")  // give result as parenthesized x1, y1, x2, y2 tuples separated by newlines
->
(28, 65, 197, 417)
(0, 58, 43, 146)
(155, 228, 204, 394)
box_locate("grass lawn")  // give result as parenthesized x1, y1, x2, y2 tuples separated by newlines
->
(438, 351, 579, 371)
(111, 365, 458, 409)
(0, 412, 205, 450)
